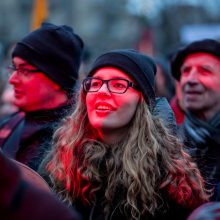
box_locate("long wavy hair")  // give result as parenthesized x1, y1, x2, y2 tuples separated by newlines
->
(45, 87, 209, 220)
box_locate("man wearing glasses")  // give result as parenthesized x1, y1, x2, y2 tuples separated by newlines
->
(0, 22, 84, 171)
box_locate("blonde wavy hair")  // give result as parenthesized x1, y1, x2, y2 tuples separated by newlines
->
(45, 88, 209, 220)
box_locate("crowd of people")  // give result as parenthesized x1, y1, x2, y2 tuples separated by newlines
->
(1, 22, 220, 220)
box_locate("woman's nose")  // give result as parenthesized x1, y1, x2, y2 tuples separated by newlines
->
(97, 82, 111, 95)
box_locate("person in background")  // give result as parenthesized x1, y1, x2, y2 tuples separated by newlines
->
(0, 41, 18, 118)
(40, 49, 209, 220)
(171, 39, 220, 200)
(0, 84, 18, 117)
(154, 57, 175, 102)
(0, 149, 82, 220)
(0, 22, 84, 171)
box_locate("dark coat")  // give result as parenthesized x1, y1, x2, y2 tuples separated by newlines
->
(181, 111, 220, 200)
(0, 150, 81, 220)
(73, 189, 193, 220)
(0, 105, 71, 171)
(39, 97, 192, 220)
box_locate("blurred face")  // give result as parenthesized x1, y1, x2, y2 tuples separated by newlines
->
(86, 67, 141, 139)
(180, 53, 220, 119)
(9, 57, 62, 112)
(155, 64, 166, 96)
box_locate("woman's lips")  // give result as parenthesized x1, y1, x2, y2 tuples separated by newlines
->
(95, 102, 116, 111)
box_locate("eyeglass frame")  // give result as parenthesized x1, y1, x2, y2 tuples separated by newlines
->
(82, 77, 140, 94)
(7, 65, 41, 77)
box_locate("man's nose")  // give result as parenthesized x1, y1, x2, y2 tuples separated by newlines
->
(185, 68, 200, 84)
(9, 71, 20, 84)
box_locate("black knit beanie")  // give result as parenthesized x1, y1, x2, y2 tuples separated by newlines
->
(88, 49, 156, 108)
(171, 39, 220, 80)
(12, 22, 84, 92)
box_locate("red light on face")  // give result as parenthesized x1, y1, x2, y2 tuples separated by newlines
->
(180, 53, 220, 117)
(10, 56, 64, 112)
(85, 67, 141, 144)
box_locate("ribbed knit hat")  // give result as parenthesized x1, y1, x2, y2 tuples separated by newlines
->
(88, 49, 156, 108)
(12, 22, 84, 92)
(171, 39, 220, 80)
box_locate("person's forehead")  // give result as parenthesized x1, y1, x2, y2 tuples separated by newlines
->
(182, 52, 220, 65)
(93, 67, 134, 81)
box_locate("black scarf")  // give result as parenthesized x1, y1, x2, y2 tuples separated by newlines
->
(183, 111, 220, 191)
(184, 111, 220, 147)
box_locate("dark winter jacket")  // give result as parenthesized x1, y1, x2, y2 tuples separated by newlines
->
(0, 104, 71, 171)
(181, 111, 220, 200)
(39, 97, 194, 219)
(0, 150, 81, 220)
(73, 190, 193, 220)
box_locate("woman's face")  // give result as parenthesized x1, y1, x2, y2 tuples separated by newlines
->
(86, 67, 141, 135)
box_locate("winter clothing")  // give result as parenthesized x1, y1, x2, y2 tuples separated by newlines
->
(170, 38, 220, 201)
(13, 159, 51, 192)
(154, 97, 178, 134)
(0, 22, 84, 171)
(182, 111, 220, 200)
(12, 22, 84, 92)
(171, 39, 220, 80)
(73, 190, 192, 220)
(0, 105, 71, 171)
(0, 150, 81, 220)
(187, 202, 220, 220)
(87, 49, 177, 132)
(88, 49, 156, 109)
(170, 96, 185, 125)
(154, 57, 175, 101)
